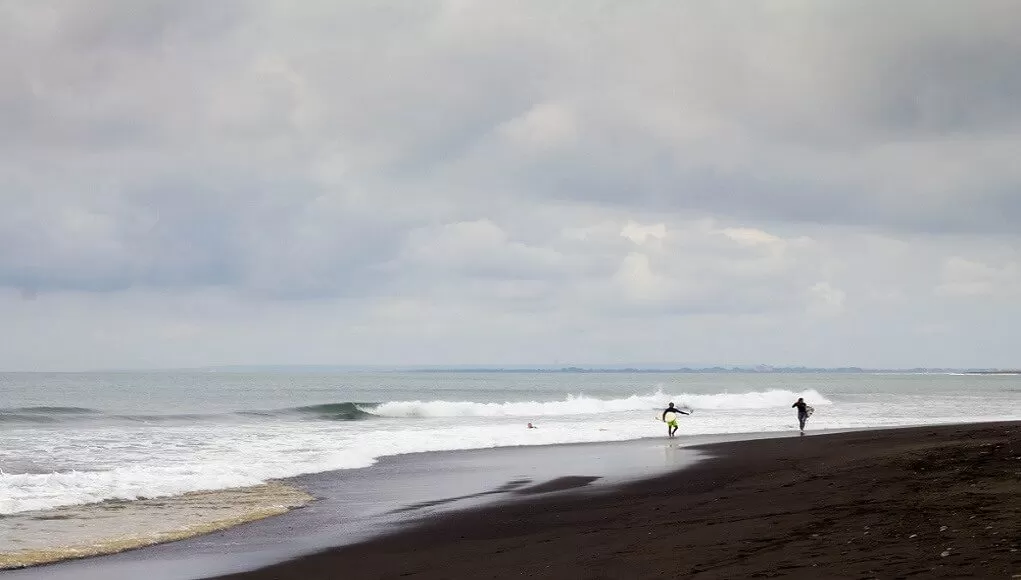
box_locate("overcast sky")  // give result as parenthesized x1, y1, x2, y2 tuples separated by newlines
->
(2, 0, 1019, 371)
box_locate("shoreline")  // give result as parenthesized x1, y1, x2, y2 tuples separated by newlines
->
(5, 433, 708, 580)
(6, 421, 1019, 579)
(215, 421, 1020, 580)
(0, 427, 856, 571)
(0, 482, 315, 570)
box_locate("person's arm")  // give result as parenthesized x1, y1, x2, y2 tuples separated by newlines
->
(662, 410, 668, 420)
(678, 410, 690, 415)
(792, 402, 797, 408)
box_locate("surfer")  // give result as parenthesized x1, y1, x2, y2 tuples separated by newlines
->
(792, 397, 809, 435)
(661, 402, 690, 438)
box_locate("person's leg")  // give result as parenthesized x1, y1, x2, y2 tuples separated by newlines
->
(799, 414, 806, 430)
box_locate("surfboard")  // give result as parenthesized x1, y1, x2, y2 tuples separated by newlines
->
(805, 405, 814, 418)
(663, 412, 677, 422)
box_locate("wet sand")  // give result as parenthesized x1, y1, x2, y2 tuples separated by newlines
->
(6, 435, 704, 580)
(0, 483, 314, 570)
(217, 422, 1020, 579)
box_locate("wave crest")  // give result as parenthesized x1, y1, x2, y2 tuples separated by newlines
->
(368, 389, 830, 418)
(286, 403, 377, 421)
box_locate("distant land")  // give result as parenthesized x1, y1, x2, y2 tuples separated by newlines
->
(409, 367, 1021, 375)
(161, 364, 1021, 375)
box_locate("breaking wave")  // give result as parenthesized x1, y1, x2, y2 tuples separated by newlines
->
(1, 390, 830, 425)
(368, 389, 831, 418)
(281, 402, 377, 421)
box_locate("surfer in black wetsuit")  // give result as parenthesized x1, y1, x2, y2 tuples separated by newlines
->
(792, 398, 809, 435)
(661, 402, 690, 438)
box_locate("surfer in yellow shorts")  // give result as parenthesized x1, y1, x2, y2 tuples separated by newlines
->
(661, 402, 690, 438)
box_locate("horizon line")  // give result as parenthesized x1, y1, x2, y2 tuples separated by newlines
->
(6, 364, 1019, 374)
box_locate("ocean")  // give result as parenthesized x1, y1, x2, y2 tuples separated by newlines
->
(2, 371, 1020, 569)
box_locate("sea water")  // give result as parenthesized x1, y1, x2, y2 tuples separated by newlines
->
(1, 371, 1019, 566)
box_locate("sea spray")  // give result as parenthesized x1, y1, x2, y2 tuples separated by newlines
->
(368, 389, 831, 417)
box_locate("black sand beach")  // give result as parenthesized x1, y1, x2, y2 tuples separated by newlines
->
(217, 422, 1019, 579)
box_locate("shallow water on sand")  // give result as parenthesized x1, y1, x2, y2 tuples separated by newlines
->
(4, 436, 705, 579)
(0, 483, 312, 569)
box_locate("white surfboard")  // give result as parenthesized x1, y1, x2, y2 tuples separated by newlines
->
(663, 411, 677, 422)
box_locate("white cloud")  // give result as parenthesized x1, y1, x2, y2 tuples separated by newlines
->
(399, 219, 564, 280)
(937, 257, 1021, 298)
(620, 221, 667, 246)
(613, 252, 667, 302)
(720, 227, 777, 246)
(806, 282, 847, 317)
(497, 102, 578, 150)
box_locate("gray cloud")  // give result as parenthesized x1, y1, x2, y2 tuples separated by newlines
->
(0, 1, 1019, 369)
(426, 1, 1021, 232)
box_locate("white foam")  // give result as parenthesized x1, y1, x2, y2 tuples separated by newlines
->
(368, 389, 830, 418)
(0, 426, 378, 514)
(3, 386, 1017, 516)
(0, 421, 644, 514)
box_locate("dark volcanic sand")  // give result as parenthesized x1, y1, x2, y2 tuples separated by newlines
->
(218, 423, 1020, 579)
